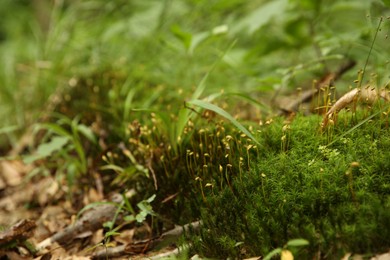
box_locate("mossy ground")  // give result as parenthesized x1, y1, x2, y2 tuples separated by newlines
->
(191, 110, 390, 259)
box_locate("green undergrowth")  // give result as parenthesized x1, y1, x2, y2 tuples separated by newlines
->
(192, 110, 390, 259)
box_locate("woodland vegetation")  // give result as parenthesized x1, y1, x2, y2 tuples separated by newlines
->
(0, 0, 390, 259)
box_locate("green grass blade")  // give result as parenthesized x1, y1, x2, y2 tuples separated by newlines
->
(188, 99, 259, 145)
(263, 248, 282, 260)
(327, 103, 390, 147)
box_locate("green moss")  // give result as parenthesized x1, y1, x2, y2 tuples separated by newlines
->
(194, 112, 390, 258)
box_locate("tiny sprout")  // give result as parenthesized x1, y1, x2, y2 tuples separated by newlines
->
(195, 176, 202, 181)
(240, 157, 244, 161)
(203, 165, 208, 168)
(227, 164, 232, 168)
(281, 135, 286, 141)
(247, 144, 253, 151)
(199, 129, 205, 134)
(219, 165, 223, 173)
(205, 183, 213, 188)
(204, 153, 210, 157)
(225, 154, 229, 158)
(261, 173, 266, 178)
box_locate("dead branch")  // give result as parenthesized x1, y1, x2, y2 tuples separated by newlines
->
(37, 202, 120, 250)
(0, 219, 36, 246)
(279, 60, 356, 114)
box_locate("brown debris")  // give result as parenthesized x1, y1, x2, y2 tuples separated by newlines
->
(321, 86, 390, 128)
(0, 219, 36, 246)
(278, 60, 356, 114)
(37, 202, 120, 250)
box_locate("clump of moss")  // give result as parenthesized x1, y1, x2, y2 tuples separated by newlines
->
(193, 112, 390, 258)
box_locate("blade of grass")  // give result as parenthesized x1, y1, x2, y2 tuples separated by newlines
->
(175, 40, 238, 147)
(187, 99, 260, 145)
(327, 103, 390, 147)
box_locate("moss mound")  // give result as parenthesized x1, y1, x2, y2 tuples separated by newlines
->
(193, 112, 390, 258)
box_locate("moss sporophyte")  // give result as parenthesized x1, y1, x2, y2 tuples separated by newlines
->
(193, 111, 390, 258)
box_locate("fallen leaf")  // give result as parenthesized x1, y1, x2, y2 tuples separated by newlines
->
(281, 249, 294, 260)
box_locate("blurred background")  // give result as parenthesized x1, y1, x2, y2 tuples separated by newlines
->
(0, 0, 389, 150)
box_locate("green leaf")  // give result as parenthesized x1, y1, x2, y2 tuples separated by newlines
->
(187, 100, 260, 145)
(23, 136, 70, 164)
(137, 202, 153, 214)
(232, 0, 288, 34)
(171, 24, 192, 51)
(103, 221, 115, 230)
(76, 124, 96, 144)
(0, 125, 18, 135)
(100, 164, 124, 173)
(136, 211, 148, 223)
(105, 230, 121, 237)
(286, 238, 309, 247)
(263, 248, 282, 260)
(146, 194, 156, 203)
(188, 31, 210, 55)
(124, 215, 135, 222)
(39, 123, 70, 137)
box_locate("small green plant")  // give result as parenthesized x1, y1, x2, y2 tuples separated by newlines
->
(82, 193, 156, 256)
(23, 114, 96, 191)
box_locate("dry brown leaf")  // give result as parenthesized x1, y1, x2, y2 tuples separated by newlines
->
(322, 86, 390, 128)
(0, 160, 24, 186)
